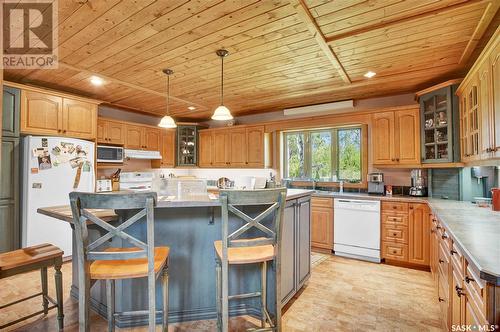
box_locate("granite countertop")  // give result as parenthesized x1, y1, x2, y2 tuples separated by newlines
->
(313, 190, 500, 285)
(312, 190, 428, 203)
(38, 189, 313, 222)
(426, 199, 500, 285)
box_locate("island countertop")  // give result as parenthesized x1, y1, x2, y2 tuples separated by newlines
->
(37, 188, 314, 327)
(37, 188, 313, 223)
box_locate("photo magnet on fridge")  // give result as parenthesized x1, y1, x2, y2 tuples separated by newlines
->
(38, 155, 52, 170)
(41, 138, 48, 148)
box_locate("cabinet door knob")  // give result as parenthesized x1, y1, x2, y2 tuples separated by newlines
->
(63, 130, 67, 133)
(465, 276, 475, 284)
(439, 259, 444, 264)
(450, 249, 457, 255)
(442, 234, 448, 240)
(396, 158, 400, 162)
(438, 297, 445, 302)
(58, 129, 61, 133)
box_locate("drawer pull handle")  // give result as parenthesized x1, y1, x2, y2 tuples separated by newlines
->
(436, 225, 442, 230)
(438, 297, 445, 302)
(392, 233, 398, 236)
(450, 249, 457, 255)
(392, 250, 397, 254)
(442, 234, 448, 240)
(439, 259, 444, 264)
(465, 276, 475, 284)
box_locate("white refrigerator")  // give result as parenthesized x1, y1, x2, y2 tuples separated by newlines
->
(22, 136, 95, 257)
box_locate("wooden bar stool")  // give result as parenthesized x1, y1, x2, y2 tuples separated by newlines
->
(69, 192, 169, 332)
(214, 188, 287, 332)
(0, 243, 64, 330)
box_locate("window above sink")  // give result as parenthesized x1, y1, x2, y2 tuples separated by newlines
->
(282, 125, 366, 185)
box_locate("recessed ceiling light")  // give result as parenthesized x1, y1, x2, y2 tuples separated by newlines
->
(90, 75, 104, 86)
(188, 106, 196, 111)
(364, 71, 376, 78)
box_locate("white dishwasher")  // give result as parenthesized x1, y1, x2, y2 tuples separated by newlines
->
(333, 198, 381, 263)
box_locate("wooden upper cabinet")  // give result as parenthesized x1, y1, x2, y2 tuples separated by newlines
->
(372, 111, 396, 164)
(160, 129, 175, 167)
(125, 125, 144, 150)
(62, 99, 96, 139)
(97, 118, 125, 145)
(97, 121, 106, 143)
(20, 87, 99, 139)
(372, 109, 421, 166)
(144, 128, 160, 151)
(198, 125, 266, 168)
(213, 130, 230, 167)
(21, 90, 62, 135)
(199, 130, 213, 167)
(229, 128, 247, 166)
(457, 31, 499, 163)
(246, 126, 264, 167)
(152, 129, 175, 168)
(107, 121, 125, 145)
(478, 61, 493, 159)
(408, 203, 429, 266)
(490, 41, 500, 158)
(395, 108, 420, 165)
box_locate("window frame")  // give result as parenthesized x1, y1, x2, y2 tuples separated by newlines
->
(283, 125, 364, 183)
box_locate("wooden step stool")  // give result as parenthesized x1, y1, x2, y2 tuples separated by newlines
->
(0, 243, 64, 330)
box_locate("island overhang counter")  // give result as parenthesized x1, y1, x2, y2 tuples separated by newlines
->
(37, 189, 313, 328)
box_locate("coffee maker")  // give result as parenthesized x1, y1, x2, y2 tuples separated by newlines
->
(409, 169, 427, 197)
(368, 173, 385, 195)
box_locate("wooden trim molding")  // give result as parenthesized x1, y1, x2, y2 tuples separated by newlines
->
(4, 81, 102, 105)
(415, 79, 463, 101)
(325, 0, 488, 43)
(289, 0, 351, 84)
(458, 0, 500, 64)
(457, 25, 500, 93)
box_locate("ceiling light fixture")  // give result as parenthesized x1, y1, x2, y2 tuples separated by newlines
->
(211, 49, 233, 121)
(188, 106, 196, 111)
(90, 75, 104, 86)
(364, 71, 376, 78)
(158, 69, 177, 128)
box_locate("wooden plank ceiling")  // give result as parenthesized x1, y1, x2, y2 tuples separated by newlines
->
(4, 0, 499, 120)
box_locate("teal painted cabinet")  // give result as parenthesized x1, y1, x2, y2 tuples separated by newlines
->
(176, 125, 198, 166)
(420, 84, 460, 163)
(1, 86, 21, 253)
(281, 196, 311, 305)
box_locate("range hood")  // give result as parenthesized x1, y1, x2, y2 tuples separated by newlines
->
(124, 149, 162, 160)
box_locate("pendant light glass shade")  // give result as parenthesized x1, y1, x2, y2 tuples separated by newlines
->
(158, 115, 177, 128)
(212, 49, 233, 121)
(158, 68, 177, 128)
(211, 105, 233, 120)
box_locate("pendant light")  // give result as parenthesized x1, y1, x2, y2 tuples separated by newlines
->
(211, 49, 233, 121)
(158, 69, 177, 128)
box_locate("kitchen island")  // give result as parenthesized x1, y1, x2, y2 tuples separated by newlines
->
(38, 189, 313, 328)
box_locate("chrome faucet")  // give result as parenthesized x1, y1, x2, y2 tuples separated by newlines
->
(339, 181, 344, 193)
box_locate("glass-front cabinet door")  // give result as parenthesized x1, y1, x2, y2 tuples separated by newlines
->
(177, 125, 198, 166)
(420, 86, 454, 163)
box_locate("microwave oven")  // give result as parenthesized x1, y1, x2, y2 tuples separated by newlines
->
(97, 146, 124, 163)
